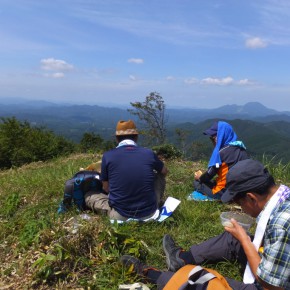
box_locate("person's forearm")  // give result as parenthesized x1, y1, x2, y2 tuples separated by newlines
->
(225, 222, 283, 290)
(259, 280, 284, 290)
(199, 166, 217, 183)
(102, 181, 109, 193)
(161, 166, 168, 176)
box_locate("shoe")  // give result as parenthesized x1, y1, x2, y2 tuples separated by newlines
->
(120, 255, 147, 275)
(162, 234, 185, 272)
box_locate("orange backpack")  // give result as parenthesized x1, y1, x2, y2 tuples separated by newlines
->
(164, 264, 232, 290)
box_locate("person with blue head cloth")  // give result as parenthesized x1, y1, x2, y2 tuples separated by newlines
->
(193, 121, 249, 200)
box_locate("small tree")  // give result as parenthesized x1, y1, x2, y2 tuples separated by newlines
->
(80, 132, 104, 153)
(128, 92, 167, 145)
(175, 128, 190, 157)
(191, 141, 207, 161)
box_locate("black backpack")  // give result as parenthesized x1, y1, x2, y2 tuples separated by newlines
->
(58, 170, 103, 213)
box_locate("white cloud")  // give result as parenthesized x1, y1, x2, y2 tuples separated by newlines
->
(166, 76, 175, 81)
(43, 72, 65, 78)
(128, 58, 144, 64)
(129, 74, 137, 80)
(40, 58, 74, 71)
(184, 77, 198, 84)
(245, 37, 268, 49)
(238, 78, 253, 85)
(184, 76, 254, 86)
(201, 76, 234, 85)
(52, 72, 65, 78)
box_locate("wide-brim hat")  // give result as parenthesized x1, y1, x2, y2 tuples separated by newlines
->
(116, 120, 138, 136)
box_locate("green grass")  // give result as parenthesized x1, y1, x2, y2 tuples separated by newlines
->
(1, 154, 289, 289)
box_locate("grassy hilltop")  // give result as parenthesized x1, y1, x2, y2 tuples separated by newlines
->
(1, 154, 290, 289)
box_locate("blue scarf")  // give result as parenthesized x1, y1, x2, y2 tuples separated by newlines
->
(208, 121, 246, 168)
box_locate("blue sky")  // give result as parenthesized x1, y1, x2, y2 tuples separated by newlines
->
(1, 0, 290, 110)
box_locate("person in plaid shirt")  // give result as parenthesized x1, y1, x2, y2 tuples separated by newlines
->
(121, 159, 290, 290)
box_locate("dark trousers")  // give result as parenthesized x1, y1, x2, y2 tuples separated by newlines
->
(193, 180, 222, 199)
(156, 232, 259, 290)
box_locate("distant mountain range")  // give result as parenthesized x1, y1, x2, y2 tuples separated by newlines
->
(1, 99, 290, 136)
(1, 99, 290, 123)
(1, 99, 290, 162)
(167, 102, 290, 124)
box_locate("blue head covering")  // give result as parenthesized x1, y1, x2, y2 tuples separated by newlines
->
(206, 121, 246, 168)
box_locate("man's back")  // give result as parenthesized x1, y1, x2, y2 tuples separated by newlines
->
(101, 145, 164, 218)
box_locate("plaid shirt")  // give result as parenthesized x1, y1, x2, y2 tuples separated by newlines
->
(257, 185, 290, 289)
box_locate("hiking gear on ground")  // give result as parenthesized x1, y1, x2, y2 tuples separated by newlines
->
(163, 234, 185, 272)
(164, 264, 232, 290)
(58, 170, 102, 213)
(187, 191, 218, 201)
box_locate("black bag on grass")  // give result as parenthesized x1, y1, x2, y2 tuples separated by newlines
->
(58, 170, 102, 213)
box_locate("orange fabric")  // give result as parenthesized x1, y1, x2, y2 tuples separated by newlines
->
(164, 264, 232, 290)
(163, 265, 194, 290)
(212, 162, 229, 194)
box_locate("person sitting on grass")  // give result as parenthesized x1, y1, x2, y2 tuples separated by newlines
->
(193, 120, 248, 200)
(85, 119, 168, 221)
(121, 159, 290, 290)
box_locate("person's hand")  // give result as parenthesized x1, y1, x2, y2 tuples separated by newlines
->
(194, 170, 202, 180)
(224, 219, 251, 244)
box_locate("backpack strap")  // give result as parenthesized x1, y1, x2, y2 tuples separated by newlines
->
(188, 266, 216, 284)
(188, 272, 216, 285)
(164, 265, 195, 290)
(64, 180, 74, 193)
(57, 177, 75, 213)
(164, 264, 232, 290)
(188, 265, 203, 276)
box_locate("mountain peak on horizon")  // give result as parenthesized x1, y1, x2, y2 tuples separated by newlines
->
(214, 101, 277, 116)
(243, 101, 268, 109)
(241, 101, 277, 115)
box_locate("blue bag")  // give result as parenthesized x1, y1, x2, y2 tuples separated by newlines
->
(58, 170, 103, 213)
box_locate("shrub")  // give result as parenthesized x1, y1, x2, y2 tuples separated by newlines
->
(152, 143, 182, 159)
(0, 117, 76, 169)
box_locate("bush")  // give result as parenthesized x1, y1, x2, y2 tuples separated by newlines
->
(152, 143, 182, 159)
(79, 132, 104, 153)
(0, 117, 76, 169)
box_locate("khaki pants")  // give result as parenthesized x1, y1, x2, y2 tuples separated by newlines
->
(85, 172, 166, 221)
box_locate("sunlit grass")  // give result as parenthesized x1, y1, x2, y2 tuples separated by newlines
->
(0, 153, 286, 288)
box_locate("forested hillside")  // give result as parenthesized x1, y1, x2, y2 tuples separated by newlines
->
(1, 100, 290, 163)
